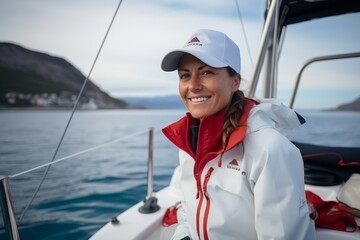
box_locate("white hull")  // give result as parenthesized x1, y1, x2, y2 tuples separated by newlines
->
(90, 186, 179, 240)
(91, 179, 360, 240)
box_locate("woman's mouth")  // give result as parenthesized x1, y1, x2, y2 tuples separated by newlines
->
(189, 97, 210, 103)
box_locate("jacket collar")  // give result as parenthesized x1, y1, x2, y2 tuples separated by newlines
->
(162, 111, 224, 160)
(162, 99, 256, 164)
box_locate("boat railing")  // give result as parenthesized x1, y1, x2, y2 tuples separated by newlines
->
(289, 51, 360, 108)
(0, 128, 154, 240)
(248, 0, 279, 98)
(0, 176, 20, 240)
(139, 127, 160, 214)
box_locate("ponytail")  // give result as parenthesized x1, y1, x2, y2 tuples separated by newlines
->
(222, 67, 247, 149)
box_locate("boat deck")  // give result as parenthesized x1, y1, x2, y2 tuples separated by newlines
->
(90, 181, 360, 240)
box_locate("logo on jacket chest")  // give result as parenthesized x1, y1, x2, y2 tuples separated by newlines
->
(227, 158, 241, 171)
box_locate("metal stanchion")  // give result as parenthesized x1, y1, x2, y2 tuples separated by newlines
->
(0, 176, 20, 240)
(139, 128, 160, 214)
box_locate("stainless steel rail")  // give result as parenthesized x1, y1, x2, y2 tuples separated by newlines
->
(0, 176, 20, 240)
(146, 127, 154, 198)
(139, 128, 160, 214)
(248, 0, 280, 97)
(289, 52, 360, 108)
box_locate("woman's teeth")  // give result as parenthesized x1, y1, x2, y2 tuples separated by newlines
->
(190, 97, 209, 103)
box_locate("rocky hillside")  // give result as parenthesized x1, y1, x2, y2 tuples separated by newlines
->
(335, 96, 360, 111)
(0, 42, 130, 109)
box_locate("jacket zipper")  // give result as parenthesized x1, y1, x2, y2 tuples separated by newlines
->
(195, 167, 214, 240)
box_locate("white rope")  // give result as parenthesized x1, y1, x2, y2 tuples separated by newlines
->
(234, 0, 254, 67)
(9, 129, 148, 179)
(17, 0, 125, 224)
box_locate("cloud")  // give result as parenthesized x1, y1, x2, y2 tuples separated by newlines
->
(0, 0, 359, 109)
(0, 0, 265, 98)
(273, 12, 360, 96)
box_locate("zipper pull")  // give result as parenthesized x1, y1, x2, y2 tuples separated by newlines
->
(196, 181, 201, 199)
(203, 167, 214, 200)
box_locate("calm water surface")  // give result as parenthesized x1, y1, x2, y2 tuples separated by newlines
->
(0, 109, 359, 239)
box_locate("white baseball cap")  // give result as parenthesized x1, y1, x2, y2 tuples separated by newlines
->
(161, 29, 241, 73)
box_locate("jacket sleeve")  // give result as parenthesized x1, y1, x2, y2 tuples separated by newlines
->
(169, 161, 193, 240)
(250, 130, 316, 240)
(171, 203, 193, 240)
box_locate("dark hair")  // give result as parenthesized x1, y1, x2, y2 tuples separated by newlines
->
(222, 67, 247, 149)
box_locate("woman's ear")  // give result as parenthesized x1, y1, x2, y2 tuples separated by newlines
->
(232, 73, 241, 92)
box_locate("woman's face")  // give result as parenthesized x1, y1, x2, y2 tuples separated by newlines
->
(178, 54, 240, 119)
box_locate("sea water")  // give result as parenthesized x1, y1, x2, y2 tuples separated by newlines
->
(0, 109, 359, 240)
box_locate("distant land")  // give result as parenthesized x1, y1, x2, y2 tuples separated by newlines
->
(123, 95, 185, 109)
(329, 96, 360, 111)
(0, 42, 131, 109)
(123, 95, 360, 111)
(0, 42, 359, 111)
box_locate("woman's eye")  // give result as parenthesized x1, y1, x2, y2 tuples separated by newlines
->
(179, 73, 190, 80)
(201, 70, 213, 77)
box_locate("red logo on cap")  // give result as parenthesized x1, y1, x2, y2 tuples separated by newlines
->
(188, 37, 200, 43)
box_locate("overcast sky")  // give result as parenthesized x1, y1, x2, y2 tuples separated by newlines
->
(1, 0, 359, 109)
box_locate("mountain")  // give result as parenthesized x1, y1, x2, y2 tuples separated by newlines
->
(4, 41, 356, 111)
(334, 96, 360, 111)
(0, 42, 130, 109)
(124, 95, 360, 111)
(123, 95, 185, 109)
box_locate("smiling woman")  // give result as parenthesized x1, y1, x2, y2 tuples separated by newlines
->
(177, 55, 240, 118)
(160, 29, 316, 240)
(162, 29, 242, 119)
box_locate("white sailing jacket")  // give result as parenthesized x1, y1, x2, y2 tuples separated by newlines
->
(162, 99, 316, 240)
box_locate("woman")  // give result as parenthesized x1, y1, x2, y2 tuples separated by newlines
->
(161, 29, 316, 240)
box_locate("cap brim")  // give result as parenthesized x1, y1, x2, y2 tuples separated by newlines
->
(161, 49, 228, 72)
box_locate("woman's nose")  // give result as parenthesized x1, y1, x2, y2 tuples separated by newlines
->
(188, 75, 202, 92)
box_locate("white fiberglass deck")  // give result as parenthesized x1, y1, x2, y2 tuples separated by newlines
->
(91, 180, 359, 240)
